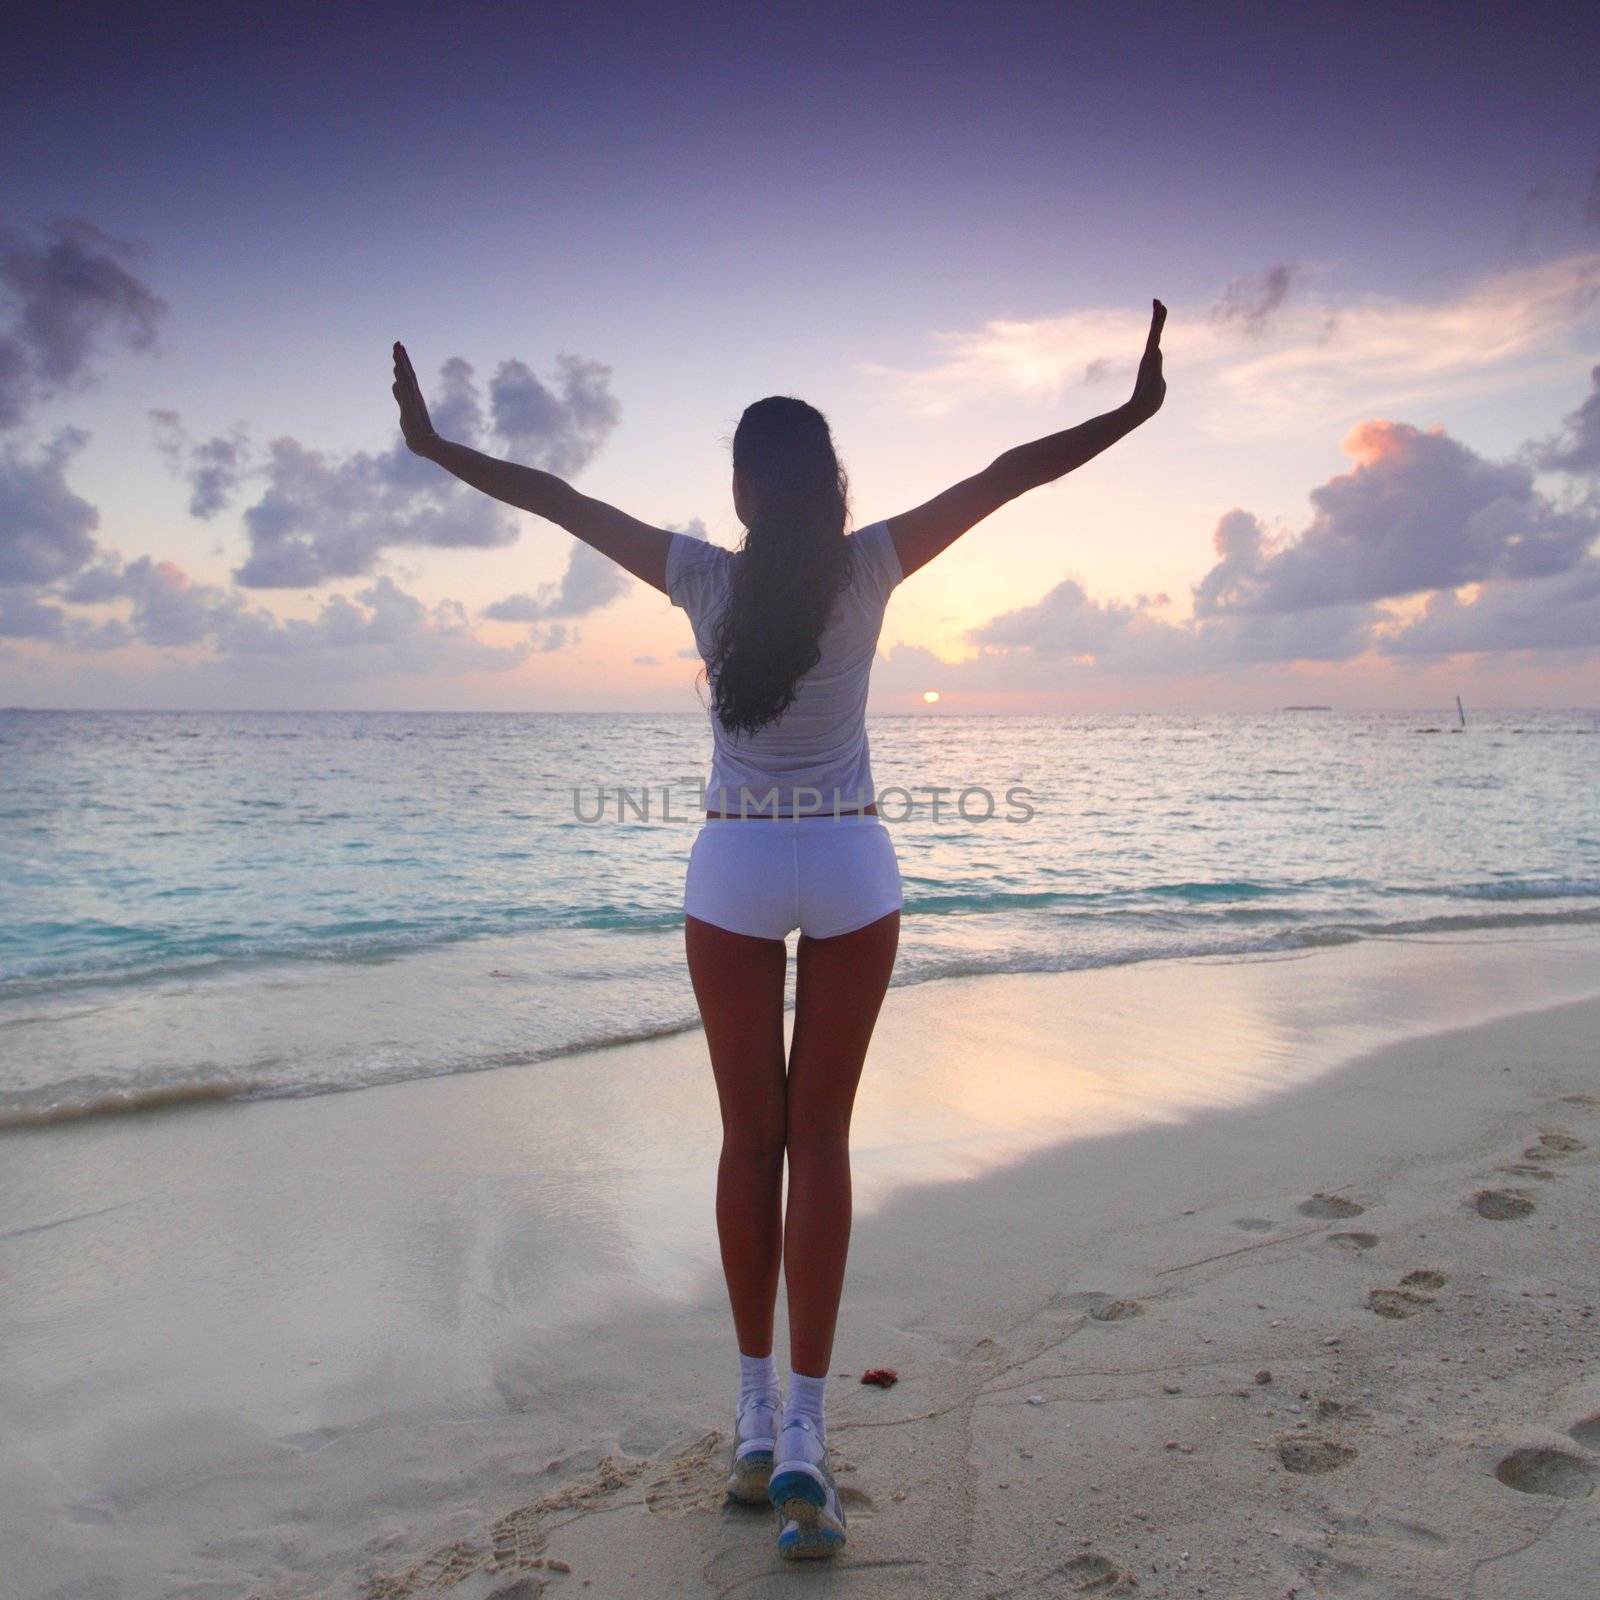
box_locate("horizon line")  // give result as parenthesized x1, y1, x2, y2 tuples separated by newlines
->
(4, 705, 1596, 718)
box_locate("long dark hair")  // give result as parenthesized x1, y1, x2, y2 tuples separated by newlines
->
(707, 396, 854, 736)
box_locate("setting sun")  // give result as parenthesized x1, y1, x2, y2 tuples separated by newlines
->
(922, 690, 941, 704)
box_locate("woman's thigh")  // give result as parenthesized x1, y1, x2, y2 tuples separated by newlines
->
(684, 913, 789, 1144)
(787, 910, 900, 1138)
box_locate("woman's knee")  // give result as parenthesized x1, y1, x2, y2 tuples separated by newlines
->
(721, 1125, 787, 1169)
(784, 1121, 851, 1166)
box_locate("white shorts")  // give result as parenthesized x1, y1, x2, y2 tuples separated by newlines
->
(684, 814, 903, 940)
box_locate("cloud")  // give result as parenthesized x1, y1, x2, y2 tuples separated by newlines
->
(479, 515, 704, 624)
(1208, 264, 1299, 337)
(1513, 159, 1600, 255)
(42, 550, 532, 673)
(1191, 509, 1271, 618)
(232, 432, 518, 588)
(117, 556, 243, 646)
(67, 615, 134, 652)
(861, 253, 1600, 434)
(965, 574, 1377, 676)
(1189, 419, 1597, 616)
(894, 366, 1600, 684)
(150, 409, 253, 518)
(971, 579, 1190, 667)
(230, 353, 622, 587)
(217, 575, 531, 673)
(50, 551, 251, 647)
(0, 587, 66, 640)
(1382, 559, 1600, 656)
(1212, 255, 1600, 433)
(488, 353, 621, 476)
(0, 217, 167, 432)
(1529, 363, 1600, 476)
(0, 426, 100, 586)
(483, 539, 632, 620)
(59, 556, 127, 603)
(632, 653, 660, 666)
(860, 303, 1151, 418)
(428, 355, 490, 443)
(0, 218, 601, 680)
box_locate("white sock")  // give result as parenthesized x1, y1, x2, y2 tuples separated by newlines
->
(738, 1349, 778, 1410)
(784, 1367, 827, 1444)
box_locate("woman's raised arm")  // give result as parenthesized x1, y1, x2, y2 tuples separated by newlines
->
(886, 298, 1166, 582)
(391, 341, 672, 593)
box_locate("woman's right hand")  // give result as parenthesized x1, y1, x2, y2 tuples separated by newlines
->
(392, 341, 441, 456)
(1128, 298, 1167, 422)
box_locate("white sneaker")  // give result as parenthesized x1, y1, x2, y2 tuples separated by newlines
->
(726, 1390, 780, 1504)
(770, 1413, 846, 1558)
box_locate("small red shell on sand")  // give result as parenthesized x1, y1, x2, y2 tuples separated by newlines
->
(860, 1368, 899, 1387)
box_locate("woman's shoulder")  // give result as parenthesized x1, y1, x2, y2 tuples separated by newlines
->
(666, 530, 733, 618)
(668, 528, 732, 570)
(845, 520, 903, 607)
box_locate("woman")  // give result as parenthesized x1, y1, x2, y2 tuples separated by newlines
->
(390, 299, 1166, 1559)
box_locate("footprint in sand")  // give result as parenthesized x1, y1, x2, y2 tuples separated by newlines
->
(1298, 1193, 1364, 1219)
(1523, 1131, 1587, 1159)
(1050, 1552, 1124, 1592)
(366, 1537, 486, 1597)
(1330, 1512, 1447, 1547)
(1473, 1188, 1536, 1220)
(1401, 1268, 1448, 1289)
(1560, 1094, 1599, 1107)
(485, 1451, 651, 1577)
(1088, 1298, 1146, 1322)
(1314, 1397, 1364, 1423)
(1540, 1130, 1587, 1150)
(490, 1505, 549, 1573)
(374, 1448, 669, 1596)
(1497, 1163, 1558, 1181)
(1567, 1413, 1600, 1451)
(1317, 1558, 1373, 1592)
(483, 1579, 545, 1600)
(1326, 1231, 1379, 1251)
(643, 1430, 729, 1515)
(1277, 1437, 1356, 1474)
(1232, 1217, 1277, 1231)
(1367, 1288, 1433, 1319)
(1494, 1447, 1596, 1498)
(1055, 1290, 1134, 1314)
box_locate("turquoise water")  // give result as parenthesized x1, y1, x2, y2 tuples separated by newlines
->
(2, 707, 1597, 1121)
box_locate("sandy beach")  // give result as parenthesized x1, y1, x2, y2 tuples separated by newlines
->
(4, 931, 1600, 1598)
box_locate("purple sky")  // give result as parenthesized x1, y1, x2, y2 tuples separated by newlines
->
(2, 0, 1598, 709)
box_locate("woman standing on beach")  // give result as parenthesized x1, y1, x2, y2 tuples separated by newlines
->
(391, 299, 1165, 1558)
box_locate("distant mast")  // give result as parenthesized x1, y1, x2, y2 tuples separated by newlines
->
(1456, 695, 1466, 729)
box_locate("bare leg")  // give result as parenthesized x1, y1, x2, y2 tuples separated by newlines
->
(783, 910, 900, 1376)
(685, 913, 789, 1357)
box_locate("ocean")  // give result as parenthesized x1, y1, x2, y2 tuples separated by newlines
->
(2, 707, 1596, 1125)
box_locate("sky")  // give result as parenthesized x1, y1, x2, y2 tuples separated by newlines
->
(2, 0, 1598, 712)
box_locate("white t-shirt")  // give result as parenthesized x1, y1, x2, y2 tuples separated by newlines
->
(667, 519, 903, 816)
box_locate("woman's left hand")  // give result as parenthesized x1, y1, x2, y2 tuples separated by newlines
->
(392, 342, 440, 455)
(1128, 299, 1167, 423)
